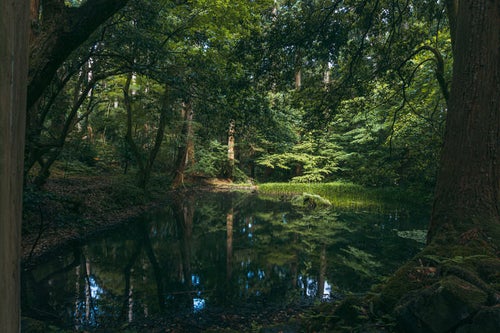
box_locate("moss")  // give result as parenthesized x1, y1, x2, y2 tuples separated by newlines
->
(372, 259, 433, 314)
(393, 274, 489, 333)
(290, 192, 332, 208)
(442, 275, 489, 306)
(371, 235, 500, 325)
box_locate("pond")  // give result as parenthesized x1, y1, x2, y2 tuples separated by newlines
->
(22, 191, 429, 332)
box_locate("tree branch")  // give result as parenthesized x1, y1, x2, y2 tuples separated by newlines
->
(28, 0, 129, 109)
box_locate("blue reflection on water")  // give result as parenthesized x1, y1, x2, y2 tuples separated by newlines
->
(89, 276, 102, 299)
(192, 274, 200, 286)
(193, 298, 205, 312)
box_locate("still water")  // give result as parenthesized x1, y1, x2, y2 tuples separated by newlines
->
(22, 191, 428, 331)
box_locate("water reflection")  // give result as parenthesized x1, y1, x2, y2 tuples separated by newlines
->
(22, 191, 428, 331)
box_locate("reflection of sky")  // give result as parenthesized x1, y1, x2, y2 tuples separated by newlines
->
(73, 275, 103, 328)
(298, 275, 332, 299)
(193, 298, 205, 312)
(246, 268, 265, 280)
(192, 274, 200, 286)
(191, 274, 205, 312)
(89, 276, 102, 299)
(323, 281, 332, 300)
(241, 217, 255, 239)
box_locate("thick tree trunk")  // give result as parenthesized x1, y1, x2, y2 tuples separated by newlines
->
(123, 73, 146, 178)
(428, 0, 500, 244)
(0, 1, 30, 332)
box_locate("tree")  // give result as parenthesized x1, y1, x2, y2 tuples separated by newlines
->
(123, 73, 171, 188)
(428, 1, 500, 244)
(2, 1, 128, 330)
(0, 1, 30, 332)
(27, 0, 129, 108)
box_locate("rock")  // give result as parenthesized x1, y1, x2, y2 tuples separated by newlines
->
(394, 275, 488, 333)
(456, 306, 500, 333)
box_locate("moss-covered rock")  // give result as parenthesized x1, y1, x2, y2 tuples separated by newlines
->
(456, 306, 500, 333)
(290, 192, 332, 209)
(394, 275, 488, 333)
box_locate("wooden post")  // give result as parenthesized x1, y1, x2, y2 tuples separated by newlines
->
(0, 1, 30, 332)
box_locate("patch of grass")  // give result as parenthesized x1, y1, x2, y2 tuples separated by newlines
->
(257, 182, 430, 211)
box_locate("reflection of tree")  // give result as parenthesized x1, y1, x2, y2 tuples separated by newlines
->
(318, 244, 326, 299)
(120, 239, 142, 320)
(172, 193, 195, 308)
(23, 192, 426, 328)
(226, 207, 234, 281)
(22, 248, 81, 324)
(85, 259, 91, 321)
(140, 222, 166, 312)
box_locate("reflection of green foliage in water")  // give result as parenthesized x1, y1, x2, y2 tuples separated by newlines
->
(396, 229, 427, 244)
(23, 191, 427, 330)
(339, 245, 382, 278)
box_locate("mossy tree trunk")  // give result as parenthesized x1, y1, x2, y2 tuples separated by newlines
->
(370, 2, 500, 331)
(428, 0, 500, 245)
(0, 1, 30, 332)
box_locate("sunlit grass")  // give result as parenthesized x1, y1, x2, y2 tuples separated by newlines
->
(257, 182, 430, 211)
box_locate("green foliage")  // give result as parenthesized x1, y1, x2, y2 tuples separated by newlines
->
(26, 0, 448, 192)
(60, 138, 98, 166)
(187, 140, 227, 177)
(257, 130, 342, 183)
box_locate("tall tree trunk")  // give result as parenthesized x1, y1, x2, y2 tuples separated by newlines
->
(172, 101, 195, 187)
(227, 120, 235, 180)
(139, 84, 170, 188)
(0, 2, 29, 332)
(295, 68, 302, 90)
(123, 76, 170, 189)
(428, 0, 500, 245)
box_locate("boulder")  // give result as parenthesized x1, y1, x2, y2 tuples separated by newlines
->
(456, 306, 500, 333)
(394, 275, 488, 333)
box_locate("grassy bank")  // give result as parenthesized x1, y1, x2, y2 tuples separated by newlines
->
(258, 181, 431, 210)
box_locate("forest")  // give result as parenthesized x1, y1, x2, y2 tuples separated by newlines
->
(1, 0, 500, 332)
(24, 0, 447, 190)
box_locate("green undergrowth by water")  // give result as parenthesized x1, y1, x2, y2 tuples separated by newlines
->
(258, 182, 430, 211)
